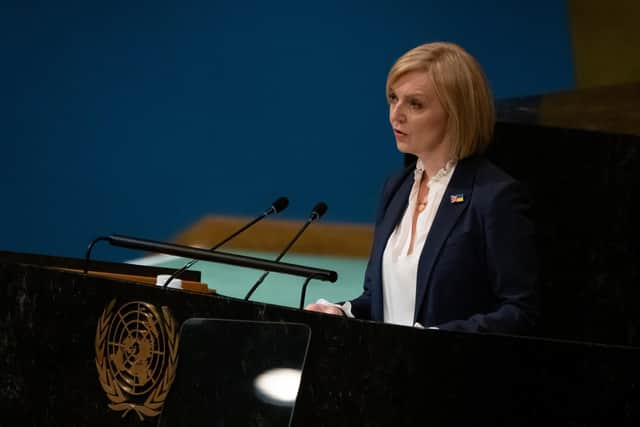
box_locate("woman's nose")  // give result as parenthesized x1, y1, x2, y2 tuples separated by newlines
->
(390, 104, 406, 123)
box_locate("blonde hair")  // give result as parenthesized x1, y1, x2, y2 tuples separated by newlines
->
(386, 42, 495, 159)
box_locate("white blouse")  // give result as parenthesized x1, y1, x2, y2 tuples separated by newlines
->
(381, 159, 456, 325)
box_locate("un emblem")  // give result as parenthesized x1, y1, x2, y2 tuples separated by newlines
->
(95, 299, 179, 420)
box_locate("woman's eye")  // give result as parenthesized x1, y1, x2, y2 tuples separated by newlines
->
(387, 93, 398, 103)
(410, 99, 423, 109)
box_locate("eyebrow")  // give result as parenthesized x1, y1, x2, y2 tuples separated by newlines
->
(389, 87, 426, 96)
(389, 90, 427, 98)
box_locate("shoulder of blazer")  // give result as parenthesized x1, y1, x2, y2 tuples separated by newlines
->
(377, 161, 416, 222)
(472, 156, 519, 184)
(469, 157, 523, 198)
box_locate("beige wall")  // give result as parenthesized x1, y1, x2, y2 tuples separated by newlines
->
(569, 0, 640, 88)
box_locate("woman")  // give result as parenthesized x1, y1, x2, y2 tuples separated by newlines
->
(306, 42, 539, 334)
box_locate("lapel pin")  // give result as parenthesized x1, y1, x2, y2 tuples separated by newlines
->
(449, 193, 464, 204)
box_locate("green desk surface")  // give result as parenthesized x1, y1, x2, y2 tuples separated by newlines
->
(128, 250, 367, 309)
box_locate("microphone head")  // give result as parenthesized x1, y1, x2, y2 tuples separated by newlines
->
(271, 196, 289, 214)
(310, 202, 328, 220)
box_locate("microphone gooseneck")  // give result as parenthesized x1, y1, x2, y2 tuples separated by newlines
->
(162, 196, 289, 288)
(244, 201, 328, 301)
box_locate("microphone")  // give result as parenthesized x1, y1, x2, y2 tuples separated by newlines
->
(244, 201, 328, 300)
(161, 196, 289, 288)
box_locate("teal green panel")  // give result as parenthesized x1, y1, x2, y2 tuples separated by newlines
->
(138, 250, 367, 309)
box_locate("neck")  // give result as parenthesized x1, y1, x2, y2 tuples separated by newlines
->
(417, 152, 451, 181)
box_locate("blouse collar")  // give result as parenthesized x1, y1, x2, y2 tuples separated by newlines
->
(414, 158, 457, 185)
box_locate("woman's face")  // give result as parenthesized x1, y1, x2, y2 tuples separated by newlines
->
(388, 70, 449, 160)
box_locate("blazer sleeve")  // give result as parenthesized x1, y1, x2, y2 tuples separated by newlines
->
(436, 180, 540, 334)
(349, 257, 374, 319)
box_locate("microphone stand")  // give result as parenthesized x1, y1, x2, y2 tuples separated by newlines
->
(161, 197, 288, 288)
(244, 202, 328, 301)
(162, 215, 264, 288)
(244, 218, 313, 300)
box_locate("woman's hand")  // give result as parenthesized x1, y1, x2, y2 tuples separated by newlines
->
(304, 303, 345, 316)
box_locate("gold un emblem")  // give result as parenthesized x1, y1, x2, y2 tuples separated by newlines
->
(95, 299, 179, 420)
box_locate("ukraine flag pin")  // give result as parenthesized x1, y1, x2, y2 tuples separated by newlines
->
(449, 194, 464, 204)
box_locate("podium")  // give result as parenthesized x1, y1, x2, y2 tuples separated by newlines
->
(2, 250, 640, 426)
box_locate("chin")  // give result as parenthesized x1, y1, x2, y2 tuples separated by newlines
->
(395, 142, 412, 154)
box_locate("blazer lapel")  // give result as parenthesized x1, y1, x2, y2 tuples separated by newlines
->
(413, 157, 478, 322)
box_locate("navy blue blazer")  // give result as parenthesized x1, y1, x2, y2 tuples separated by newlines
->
(350, 156, 539, 334)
